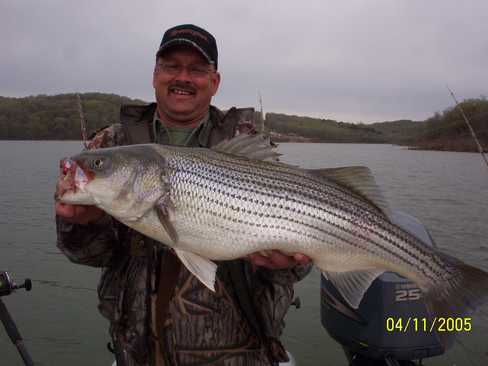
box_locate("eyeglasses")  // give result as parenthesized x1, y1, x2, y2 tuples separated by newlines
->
(156, 62, 214, 78)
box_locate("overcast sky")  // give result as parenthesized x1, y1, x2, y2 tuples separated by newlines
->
(1, 0, 487, 122)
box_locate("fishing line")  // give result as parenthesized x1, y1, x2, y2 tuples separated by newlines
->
(30, 279, 96, 292)
(446, 86, 488, 172)
(76, 93, 88, 149)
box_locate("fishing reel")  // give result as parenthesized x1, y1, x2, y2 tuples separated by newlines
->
(0, 271, 35, 365)
(0, 271, 32, 297)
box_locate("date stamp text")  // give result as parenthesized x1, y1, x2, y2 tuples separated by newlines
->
(386, 317, 472, 333)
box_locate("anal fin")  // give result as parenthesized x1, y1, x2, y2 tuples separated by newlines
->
(174, 248, 217, 292)
(323, 269, 385, 309)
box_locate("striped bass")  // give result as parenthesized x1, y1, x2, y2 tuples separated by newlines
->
(57, 134, 488, 346)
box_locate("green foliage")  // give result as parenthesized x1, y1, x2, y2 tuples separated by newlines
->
(266, 113, 385, 143)
(369, 119, 427, 144)
(413, 98, 488, 152)
(0, 93, 146, 140)
(1, 93, 486, 152)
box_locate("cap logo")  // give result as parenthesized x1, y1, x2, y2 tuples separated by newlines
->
(170, 29, 209, 43)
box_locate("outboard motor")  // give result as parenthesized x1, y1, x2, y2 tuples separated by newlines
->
(320, 211, 454, 366)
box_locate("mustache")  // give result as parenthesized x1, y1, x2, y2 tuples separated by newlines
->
(169, 81, 196, 94)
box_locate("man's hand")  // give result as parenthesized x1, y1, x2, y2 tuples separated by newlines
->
(55, 202, 105, 225)
(247, 250, 311, 270)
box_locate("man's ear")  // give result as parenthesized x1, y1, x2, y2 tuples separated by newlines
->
(211, 72, 221, 96)
(152, 58, 161, 89)
(152, 68, 157, 90)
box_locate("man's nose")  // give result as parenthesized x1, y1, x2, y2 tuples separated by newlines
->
(174, 66, 192, 80)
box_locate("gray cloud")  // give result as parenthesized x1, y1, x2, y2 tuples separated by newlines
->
(1, 0, 487, 122)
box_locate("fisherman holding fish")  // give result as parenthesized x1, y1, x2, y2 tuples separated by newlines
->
(55, 24, 312, 366)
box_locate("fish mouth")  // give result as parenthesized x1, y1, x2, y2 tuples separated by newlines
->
(55, 158, 93, 202)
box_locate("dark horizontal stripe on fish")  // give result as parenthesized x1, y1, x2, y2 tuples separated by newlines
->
(171, 152, 372, 216)
(187, 155, 379, 215)
(173, 165, 440, 273)
(185, 160, 447, 273)
(192, 191, 438, 280)
(174, 162, 383, 228)
(187, 152, 377, 209)
(175, 175, 440, 278)
(193, 194, 392, 261)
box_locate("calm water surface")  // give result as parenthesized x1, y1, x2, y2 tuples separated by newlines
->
(1, 141, 487, 366)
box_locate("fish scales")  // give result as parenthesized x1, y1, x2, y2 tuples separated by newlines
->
(58, 137, 488, 341)
(167, 148, 444, 280)
(173, 150, 406, 262)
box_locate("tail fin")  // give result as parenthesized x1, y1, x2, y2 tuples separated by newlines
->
(424, 253, 488, 349)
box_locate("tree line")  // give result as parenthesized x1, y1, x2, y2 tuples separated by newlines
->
(1, 93, 486, 152)
(0, 93, 145, 140)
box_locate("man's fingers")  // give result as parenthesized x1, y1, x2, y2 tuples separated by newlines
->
(249, 253, 273, 267)
(248, 251, 294, 269)
(293, 252, 312, 265)
(55, 203, 105, 224)
(55, 202, 75, 218)
(247, 250, 312, 270)
(267, 251, 295, 267)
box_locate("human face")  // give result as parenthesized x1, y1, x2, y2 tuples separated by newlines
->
(153, 45, 220, 126)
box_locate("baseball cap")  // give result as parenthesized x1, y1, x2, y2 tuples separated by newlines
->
(157, 24, 218, 69)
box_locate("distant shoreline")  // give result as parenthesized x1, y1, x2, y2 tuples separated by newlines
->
(407, 146, 487, 153)
(2, 138, 484, 153)
(0, 139, 84, 142)
(270, 134, 485, 152)
(406, 137, 487, 153)
(2, 93, 486, 154)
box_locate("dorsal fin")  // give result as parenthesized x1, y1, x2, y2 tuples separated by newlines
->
(307, 166, 392, 218)
(212, 134, 280, 161)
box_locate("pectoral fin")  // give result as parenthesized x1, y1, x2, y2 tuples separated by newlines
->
(156, 196, 179, 245)
(174, 248, 218, 292)
(322, 269, 385, 309)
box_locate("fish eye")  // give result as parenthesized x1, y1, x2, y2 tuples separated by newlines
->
(91, 158, 105, 170)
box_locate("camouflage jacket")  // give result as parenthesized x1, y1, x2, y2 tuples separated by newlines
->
(56, 104, 310, 366)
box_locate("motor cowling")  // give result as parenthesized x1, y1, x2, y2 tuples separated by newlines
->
(320, 211, 453, 363)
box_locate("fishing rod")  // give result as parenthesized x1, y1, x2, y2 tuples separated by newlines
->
(446, 86, 488, 171)
(0, 271, 35, 366)
(76, 93, 89, 149)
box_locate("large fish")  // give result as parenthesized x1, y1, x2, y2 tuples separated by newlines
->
(57, 134, 488, 344)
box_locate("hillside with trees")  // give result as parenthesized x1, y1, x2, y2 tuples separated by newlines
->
(0, 93, 145, 140)
(369, 119, 427, 144)
(265, 113, 385, 143)
(1, 93, 486, 152)
(408, 98, 488, 152)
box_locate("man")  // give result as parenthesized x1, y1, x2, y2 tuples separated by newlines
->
(56, 24, 310, 366)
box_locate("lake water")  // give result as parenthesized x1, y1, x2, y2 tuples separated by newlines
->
(1, 141, 487, 366)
